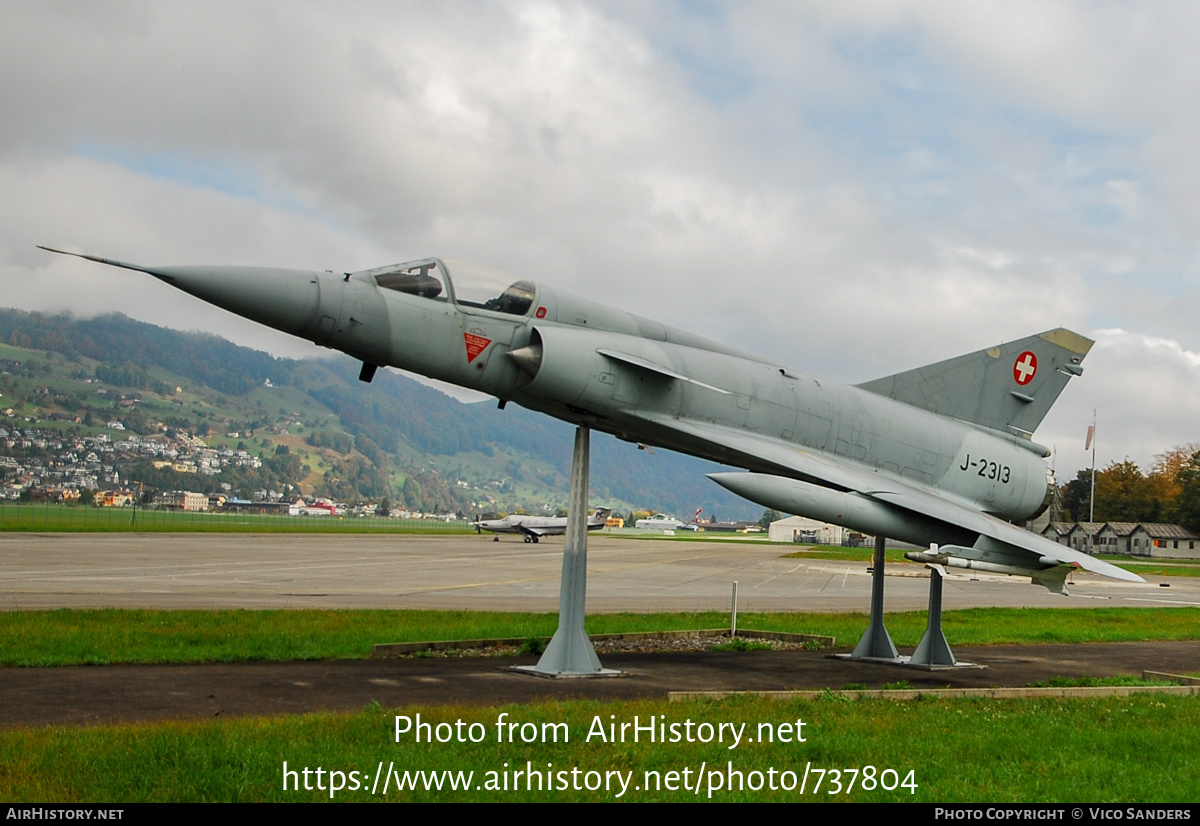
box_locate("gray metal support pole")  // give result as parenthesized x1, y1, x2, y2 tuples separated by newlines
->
(526, 426, 610, 675)
(909, 564, 957, 667)
(850, 535, 900, 660)
(730, 581, 738, 637)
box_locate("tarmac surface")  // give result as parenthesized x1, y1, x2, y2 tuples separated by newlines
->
(2, 532, 1194, 612)
(2, 533, 1198, 728)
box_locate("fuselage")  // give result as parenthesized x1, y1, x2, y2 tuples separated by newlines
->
(476, 515, 568, 534)
(85, 255, 1052, 526)
(317, 258, 1050, 525)
(475, 513, 607, 535)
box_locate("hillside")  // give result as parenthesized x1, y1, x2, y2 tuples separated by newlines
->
(0, 309, 755, 519)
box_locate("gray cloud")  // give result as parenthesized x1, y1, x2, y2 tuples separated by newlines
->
(2, 0, 1198, 475)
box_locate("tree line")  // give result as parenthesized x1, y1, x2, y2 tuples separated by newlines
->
(1058, 444, 1200, 531)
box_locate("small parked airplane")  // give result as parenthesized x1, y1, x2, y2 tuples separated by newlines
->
(475, 508, 613, 542)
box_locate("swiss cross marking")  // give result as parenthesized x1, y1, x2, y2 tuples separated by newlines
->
(464, 333, 492, 363)
(1013, 351, 1038, 385)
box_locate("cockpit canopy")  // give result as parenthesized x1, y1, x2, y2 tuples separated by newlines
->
(363, 257, 535, 316)
(374, 263, 444, 299)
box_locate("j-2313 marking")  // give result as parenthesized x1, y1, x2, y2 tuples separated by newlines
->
(958, 454, 1011, 484)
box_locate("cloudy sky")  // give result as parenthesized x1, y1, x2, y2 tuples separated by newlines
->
(3, 1, 1198, 480)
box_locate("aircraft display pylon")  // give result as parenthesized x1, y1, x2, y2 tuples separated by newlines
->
(849, 535, 901, 661)
(909, 563, 967, 668)
(521, 426, 617, 677)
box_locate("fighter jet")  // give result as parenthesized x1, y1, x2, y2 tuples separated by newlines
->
(475, 508, 613, 542)
(39, 249, 1142, 592)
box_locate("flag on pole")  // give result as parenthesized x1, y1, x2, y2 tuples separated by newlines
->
(1085, 425, 1095, 451)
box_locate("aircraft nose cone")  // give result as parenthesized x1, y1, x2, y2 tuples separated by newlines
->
(152, 265, 321, 337)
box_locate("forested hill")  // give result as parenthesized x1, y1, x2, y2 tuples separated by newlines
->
(1, 309, 285, 397)
(0, 308, 754, 518)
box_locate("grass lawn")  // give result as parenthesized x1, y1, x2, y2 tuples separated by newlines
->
(4, 578, 1195, 801)
(2, 694, 1197, 802)
(2, 606, 1198, 667)
(786, 545, 1200, 578)
(4, 602, 1199, 802)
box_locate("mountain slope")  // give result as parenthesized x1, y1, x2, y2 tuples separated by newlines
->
(0, 309, 755, 519)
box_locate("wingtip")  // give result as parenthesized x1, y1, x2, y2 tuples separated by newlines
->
(1076, 556, 1146, 584)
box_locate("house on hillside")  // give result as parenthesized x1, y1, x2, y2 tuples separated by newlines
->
(94, 490, 134, 507)
(153, 490, 208, 512)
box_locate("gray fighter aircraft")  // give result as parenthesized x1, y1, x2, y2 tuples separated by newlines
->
(475, 507, 613, 542)
(39, 249, 1142, 592)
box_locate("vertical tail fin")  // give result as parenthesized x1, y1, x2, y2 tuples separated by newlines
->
(856, 329, 1092, 438)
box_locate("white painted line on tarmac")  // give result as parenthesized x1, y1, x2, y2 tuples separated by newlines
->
(1125, 597, 1200, 606)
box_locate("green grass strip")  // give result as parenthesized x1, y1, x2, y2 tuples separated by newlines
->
(1026, 675, 1180, 688)
(2, 694, 1198, 802)
(781, 545, 917, 564)
(785, 545, 1200, 577)
(2, 606, 1197, 667)
(1112, 564, 1200, 578)
(0, 503, 472, 534)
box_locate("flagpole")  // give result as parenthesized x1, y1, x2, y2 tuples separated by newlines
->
(1087, 409, 1097, 555)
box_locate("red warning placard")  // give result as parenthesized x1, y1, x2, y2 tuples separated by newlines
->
(464, 333, 492, 363)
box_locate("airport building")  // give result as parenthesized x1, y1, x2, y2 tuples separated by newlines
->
(1041, 520, 1199, 559)
(768, 516, 845, 545)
